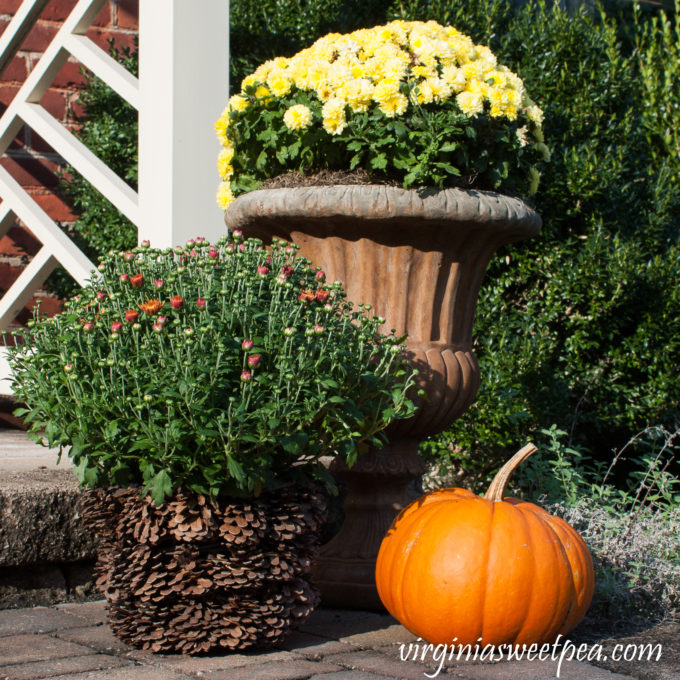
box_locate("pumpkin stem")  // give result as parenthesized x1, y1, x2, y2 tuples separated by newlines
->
(484, 443, 538, 502)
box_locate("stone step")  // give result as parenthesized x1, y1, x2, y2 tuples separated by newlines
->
(0, 429, 97, 608)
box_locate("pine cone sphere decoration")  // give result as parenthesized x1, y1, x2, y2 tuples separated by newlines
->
(81, 486, 326, 654)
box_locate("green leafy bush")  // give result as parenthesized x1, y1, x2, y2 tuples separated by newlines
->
(396, 0, 680, 475)
(9, 234, 417, 504)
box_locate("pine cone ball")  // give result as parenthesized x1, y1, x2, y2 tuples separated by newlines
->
(82, 486, 327, 654)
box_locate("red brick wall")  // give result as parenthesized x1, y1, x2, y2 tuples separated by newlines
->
(0, 0, 138, 321)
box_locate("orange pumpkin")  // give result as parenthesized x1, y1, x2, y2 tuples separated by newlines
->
(375, 444, 594, 647)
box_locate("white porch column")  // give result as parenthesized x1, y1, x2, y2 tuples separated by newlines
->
(138, 0, 230, 248)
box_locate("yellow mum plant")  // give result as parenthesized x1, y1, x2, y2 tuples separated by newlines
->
(215, 20, 549, 209)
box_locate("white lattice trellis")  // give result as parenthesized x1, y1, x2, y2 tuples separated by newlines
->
(0, 0, 229, 394)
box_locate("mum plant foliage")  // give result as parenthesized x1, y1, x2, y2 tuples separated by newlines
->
(214, 19, 549, 207)
(8, 234, 417, 504)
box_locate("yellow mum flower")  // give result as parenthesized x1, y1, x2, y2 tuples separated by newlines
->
(337, 79, 374, 113)
(255, 85, 271, 99)
(372, 78, 401, 104)
(214, 108, 230, 144)
(217, 146, 234, 179)
(516, 126, 529, 147)
(411, 80, 434, 105)
(456, 91, 484, 117)
(267, 70, 293, 97)
(241, 74, 259, 90)
(322, 98, 347, 135)
(426, 77, 452, 103)
(504, 104, 518, 121)
(379, 93, 408, 118)
(228, 94, 249, 112)
(283, 104, 313, 131)
(216, 182, 234, 210)
(316, 82, 335, 102)
(442, 65, 467, 93)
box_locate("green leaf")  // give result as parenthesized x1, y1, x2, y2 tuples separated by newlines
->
(149, 469, 173, 506)
(279, 432, 308, 454)
(226, 455, 245, 482)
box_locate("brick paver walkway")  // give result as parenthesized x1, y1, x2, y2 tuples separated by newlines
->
(0, 601, 643, 680)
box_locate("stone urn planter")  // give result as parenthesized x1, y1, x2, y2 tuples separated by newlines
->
(225, 185, 541, 610)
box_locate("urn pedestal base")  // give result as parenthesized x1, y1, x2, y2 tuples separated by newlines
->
(313, 439, 425, 611)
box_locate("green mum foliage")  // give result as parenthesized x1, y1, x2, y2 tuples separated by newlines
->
(9, 235, 418, 504)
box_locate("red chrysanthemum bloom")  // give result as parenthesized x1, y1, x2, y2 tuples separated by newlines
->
(111, 321, 123, 332)
(247, 354, 261, 367)
(257, 265, 269, 276)
(240, 370, 252, 382)
(315, 289, 329, 303)
(241, 339, 254, 350)
(315, 270, 326, 281)
(280, 265, 293, 278)
(208, 247, 219, 260)
(298, 289, 315, 303)
(196, 297, 207, 308)
(125, 309, 139, 323)
(170, 295, 183, 309)
(139, 299, 164, 315)
(130, 273, 144, 288)
(119, 273, 129, 282)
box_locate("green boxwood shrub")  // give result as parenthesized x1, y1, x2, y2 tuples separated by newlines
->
(55, 1, 680, 481)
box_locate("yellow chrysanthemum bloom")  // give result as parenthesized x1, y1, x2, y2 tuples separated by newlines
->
(411, 80, 434, 105)
(372, 78, 401, 104)
(241, 74, 259, 90)
(267, 70, 293, 97)
(322, 98, 347, 135)
(214, 107, 230, 145)
(228, 94, 249, 112)
(283, 104, 313, 131)
(427, 77, 452, 103)
(216, 182, 234, 209)
(217, 147, 234, 180)
(456, 91, 484, 117)
(339, 78, 374, 113)
(379, 93, 408, 118)
(255, 85, 271, 100)
(442, 65, 467, 93)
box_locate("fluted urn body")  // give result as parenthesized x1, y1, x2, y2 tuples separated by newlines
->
(225, 185, 541, 609)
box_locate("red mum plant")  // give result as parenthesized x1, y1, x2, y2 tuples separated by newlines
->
(9, 234, 417, 507)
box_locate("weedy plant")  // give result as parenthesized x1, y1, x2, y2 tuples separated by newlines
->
(517, 425, 680, 623)
(8, 233, 418, 504)
(214, 19, 549, 208)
